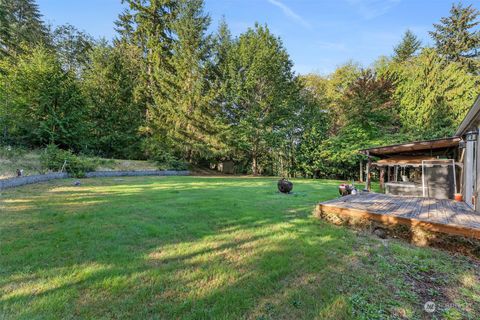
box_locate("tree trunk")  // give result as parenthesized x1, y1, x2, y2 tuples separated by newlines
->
(359, 161, 364, 182)
(252, 155, 259, 176)
(366, 153, 371, 191)
(379, 167, 385, 192)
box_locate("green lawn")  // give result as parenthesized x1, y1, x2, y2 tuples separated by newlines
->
(1, 176, 479, 319)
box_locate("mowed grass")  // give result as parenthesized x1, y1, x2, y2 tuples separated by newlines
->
(1, 176, 479, 319)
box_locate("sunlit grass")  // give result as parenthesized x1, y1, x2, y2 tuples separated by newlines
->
(1, 176, 479, 319)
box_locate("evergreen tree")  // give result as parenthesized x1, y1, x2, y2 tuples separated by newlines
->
(2, 47, 85, 149)
(393, 29, 421, 62)
(152, 0, 222, 162)
(211, 18, 232, 105)
(394, 48, 478, 138)
(205, 17, 233, 159)
(115, 0, 178, 163)
(429, 3, 480, 72)
(224, 24, 297, 175)
(0, 0, 49, 56)
(116, 0, 176, 87)
(0, 1, 12, 58)
(114, 8, 135, 42)
(82, 41, 146, 158)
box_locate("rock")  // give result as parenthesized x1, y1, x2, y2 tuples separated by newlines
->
(373, 228, 387, 239)
(277, 178, 293, 193)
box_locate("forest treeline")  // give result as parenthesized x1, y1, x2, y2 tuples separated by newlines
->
(1, 0, 479, 178)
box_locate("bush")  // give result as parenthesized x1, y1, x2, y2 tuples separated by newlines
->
(154, 152, 188, 171)
(40, 144, 97, 178)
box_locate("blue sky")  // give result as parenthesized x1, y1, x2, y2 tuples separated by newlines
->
(37, 0, 480, 74)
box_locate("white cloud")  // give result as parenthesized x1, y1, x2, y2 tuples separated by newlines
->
(347, 0, 401, 20)
(267, 0, 311, 29)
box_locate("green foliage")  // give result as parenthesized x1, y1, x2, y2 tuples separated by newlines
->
(0, 46, 86, 149)
(317, 126, 403, 179)
(430, 2, 480, 72)
(295, 68, 399, 179)
(0, 0, 50, 57)
(141, 134, 188, 170)
(393, 29, 421, 62)
(148, 0, 224, 162)
(52, 23, 94, 74)
(0, 2, 12, 58)
(321, 62, 362, 134)
(2, 0, 480, 181)
(332, 70, 399, 173)
(392, 48, 478, 138)
(82, 41, 145, 159)
(340, 69, 398, 132)
(40, 144, 97, 178)
(154, 152, 189, 170)
(223, 24, 298, 175)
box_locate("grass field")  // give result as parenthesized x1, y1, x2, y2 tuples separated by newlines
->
(1, 176, 479, 319)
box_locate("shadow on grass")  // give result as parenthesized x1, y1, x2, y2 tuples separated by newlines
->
(1, 177, 478, 319)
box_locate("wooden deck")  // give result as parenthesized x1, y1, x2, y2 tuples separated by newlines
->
(317, 192, 480, 239)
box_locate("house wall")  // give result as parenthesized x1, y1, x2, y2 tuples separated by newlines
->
(462, 124, 480, 211)
(476, 129, 480, 211)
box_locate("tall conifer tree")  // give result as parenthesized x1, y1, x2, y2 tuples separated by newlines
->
(224, 24, 297, 175)
(430, 3, 480, 72)
(393, 30, 421, 62)
(0, 0, 49, 56)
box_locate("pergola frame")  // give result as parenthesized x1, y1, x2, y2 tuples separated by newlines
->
(360, 137, 461, 192)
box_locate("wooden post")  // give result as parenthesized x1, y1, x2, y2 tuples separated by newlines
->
(379, 167, 385, 192)
(359, 160, 364, 183)
(365, 152, 371, 191)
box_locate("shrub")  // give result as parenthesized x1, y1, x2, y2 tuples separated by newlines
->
(154, 152, 188, 171)
(40, 144, 97, 178)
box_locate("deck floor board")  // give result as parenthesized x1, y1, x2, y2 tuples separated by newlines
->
(318, 192, 480, 239)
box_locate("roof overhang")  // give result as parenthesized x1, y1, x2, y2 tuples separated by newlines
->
(374, 155, 436, 166)
(456, 94, 480, 136)
(359, 136, 461, 157)
(371, 156, 459, 167)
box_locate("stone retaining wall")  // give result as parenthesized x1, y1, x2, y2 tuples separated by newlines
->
(0, 172, 68, 190)
(0, 170, 190, 190)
